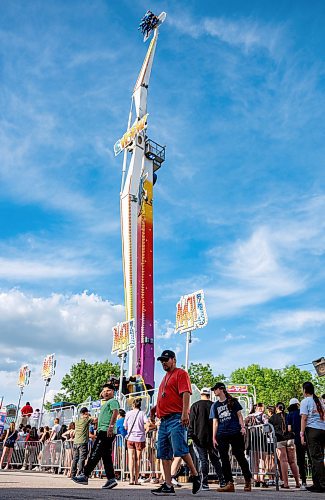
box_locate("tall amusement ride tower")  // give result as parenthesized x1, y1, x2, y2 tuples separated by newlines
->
(114, 12, 166, 388)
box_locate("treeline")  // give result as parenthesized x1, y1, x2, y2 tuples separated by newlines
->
(48, 359, 325, 407)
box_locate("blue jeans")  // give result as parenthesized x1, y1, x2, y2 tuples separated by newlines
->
(157, 413, 189, 460)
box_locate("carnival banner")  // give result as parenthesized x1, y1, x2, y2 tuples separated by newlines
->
(17, 365, 30, 388)
(0, 409, 6, 435)
(112, 319, 136, 355)
(114, 114, 148, 156)
(175, 290, 208, 334)
(227, 384, 249, 394)
(41, 354, 56, 380)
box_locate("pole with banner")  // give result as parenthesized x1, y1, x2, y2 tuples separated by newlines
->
(175, 290, 208, 372)
(16, 365, 31, 424)
(0, 407, 6, 435)
(185, 331, 192, 373)
(39, 354, 56, 429)
(112, 319, 136, 402)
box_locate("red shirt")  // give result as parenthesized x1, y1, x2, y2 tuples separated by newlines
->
(21, 405, 33, 416)
(157, 368, 192, 418)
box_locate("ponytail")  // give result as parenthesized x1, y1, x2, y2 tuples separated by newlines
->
(224, 390, 237, 411)
(303, 381, 324, 421)
(313, 394, 324, 421)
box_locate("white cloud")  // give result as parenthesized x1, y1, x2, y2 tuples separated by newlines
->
(203, 18, 281, 54)
(206, 226, 303, 317)
(169, 14, 283, 55)
(224, 333, 246, 342)
(0, 289, 124, 366)
(261, 310, 325, 332)
(0, 289, 126, 407)
(0, 257, 99, 280)
(155, 319, 176, 339)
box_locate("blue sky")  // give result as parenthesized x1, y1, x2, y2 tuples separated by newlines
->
(1, 0, 324, 407)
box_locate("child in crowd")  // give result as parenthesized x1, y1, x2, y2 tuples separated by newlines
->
(71, 407, 95, 479)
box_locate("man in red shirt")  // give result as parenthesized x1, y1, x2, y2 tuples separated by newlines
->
(21, 402, 33, 426)
(151, 350, 202, 496)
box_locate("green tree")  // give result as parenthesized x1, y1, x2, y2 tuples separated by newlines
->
(186, 362, 226, 389)
(314, 376, 325, 396)
(55, 359, 120, 404)
(230, 364, 314, 406)
(43, 401, 52, 411)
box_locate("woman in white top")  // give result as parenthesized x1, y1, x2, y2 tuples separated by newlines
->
(300, 381, 325, 493)
(124, 399, 148, 485)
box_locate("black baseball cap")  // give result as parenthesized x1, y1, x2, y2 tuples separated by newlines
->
(211, 382, 226, 391)
(157, 350, 176, 361)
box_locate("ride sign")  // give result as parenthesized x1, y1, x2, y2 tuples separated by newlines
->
(227, 384, 249, 394)
(175, 290, 208, 334)
(41, 354, 56, 381)
(17, 365, 30, 388)
(112, 319, 136, 355)
(114, 114, 149, 156)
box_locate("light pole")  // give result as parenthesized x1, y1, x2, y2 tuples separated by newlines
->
(39, 378, 50, 429)
(15, 386, 24, 425)
(118, 353, 126, 404)
(185, 331, 192, 372)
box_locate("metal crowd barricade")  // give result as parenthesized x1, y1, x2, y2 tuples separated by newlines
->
(10, 441, 28, 467)
(122, 433, 161, 481)
(112, 434, 126, 478)
(141, 434, 161, 477)
(206, 423, 279, 490)
(60, 440, 74, 473)
(11, 440, 43, 469)
(246, 423, 279, 491)
(39, 440, 63, 472)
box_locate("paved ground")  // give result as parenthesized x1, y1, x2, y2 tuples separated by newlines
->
(0, 471, 321, 499)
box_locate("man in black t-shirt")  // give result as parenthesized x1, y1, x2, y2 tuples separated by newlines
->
(189, 388, 226, 491)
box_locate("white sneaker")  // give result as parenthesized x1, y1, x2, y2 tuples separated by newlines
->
(139, 476, 150, 483)
(171, 477, 182, 488)
(21, 466, 26, 470)
(300, 484, 307, 491)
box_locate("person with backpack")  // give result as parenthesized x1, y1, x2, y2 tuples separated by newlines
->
(300, 381, 325, 493)
(0, 423, 18, 469)
(269, 402, 300, 489)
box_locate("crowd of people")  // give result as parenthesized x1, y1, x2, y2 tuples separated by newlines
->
(1, 350, 324, 495)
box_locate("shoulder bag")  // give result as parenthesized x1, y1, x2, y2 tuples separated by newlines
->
(125, 410, 140, 442)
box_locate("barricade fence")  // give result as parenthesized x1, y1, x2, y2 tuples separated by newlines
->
(0, 425, 311, 489)
(12, 386, 200, 429)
